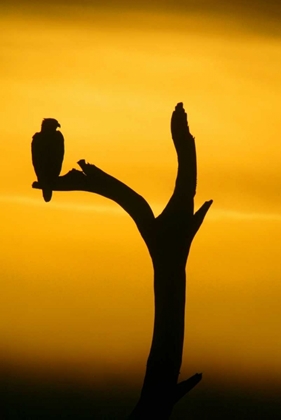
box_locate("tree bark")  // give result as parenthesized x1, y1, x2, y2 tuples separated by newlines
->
(32, 103, 212, 419)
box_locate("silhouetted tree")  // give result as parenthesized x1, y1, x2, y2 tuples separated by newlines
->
(33, 103, 212, 419)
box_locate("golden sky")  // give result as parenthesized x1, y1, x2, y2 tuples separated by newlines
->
(1, 0, 281, 401)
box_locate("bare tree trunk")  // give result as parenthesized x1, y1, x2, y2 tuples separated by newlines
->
(32, 103, 212, 419)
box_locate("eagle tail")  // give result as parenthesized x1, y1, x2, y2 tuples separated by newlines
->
(42, 189, 52, 202)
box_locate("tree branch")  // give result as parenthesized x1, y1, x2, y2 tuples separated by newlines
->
(160, 102, 196, 218)
(32, 159, 155, 245)
(174, 373, 202, 404)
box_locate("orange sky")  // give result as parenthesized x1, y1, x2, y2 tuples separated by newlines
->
(1, 2, 281, 397)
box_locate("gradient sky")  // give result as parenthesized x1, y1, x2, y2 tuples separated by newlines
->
(1, 0, 281, 406)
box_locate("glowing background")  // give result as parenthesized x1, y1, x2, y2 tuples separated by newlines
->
(1, 1, 281, 418)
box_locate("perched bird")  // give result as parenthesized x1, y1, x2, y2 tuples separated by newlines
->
(31, 118, 64, 202)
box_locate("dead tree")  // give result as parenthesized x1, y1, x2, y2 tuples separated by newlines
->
(32, 103, 212, 419)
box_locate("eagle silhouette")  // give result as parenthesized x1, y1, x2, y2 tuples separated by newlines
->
(31, 118, 64, 202)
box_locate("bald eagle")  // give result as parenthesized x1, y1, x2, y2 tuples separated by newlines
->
(31, 118, 64, 202)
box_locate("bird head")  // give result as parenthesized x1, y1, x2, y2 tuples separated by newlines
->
(41, 118, 61, 131)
